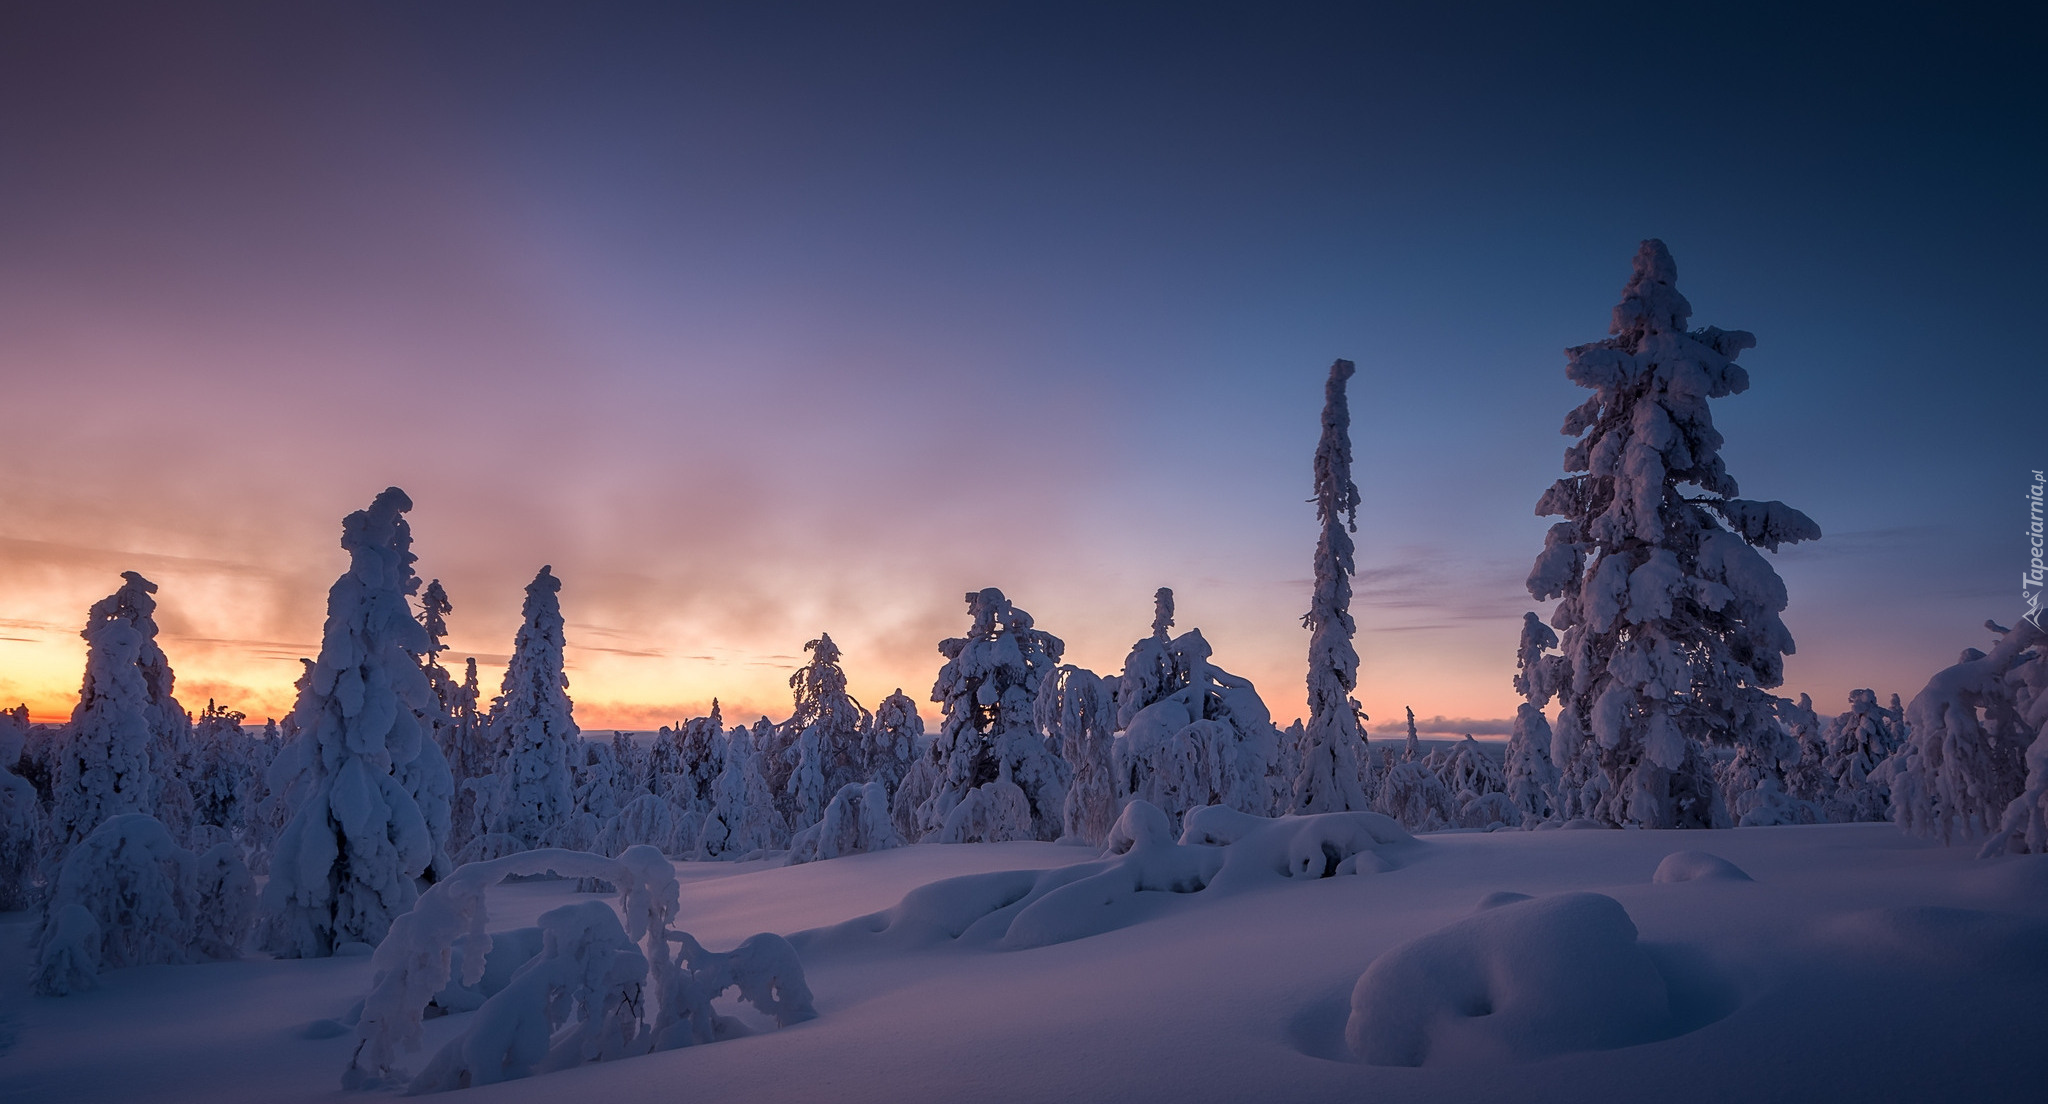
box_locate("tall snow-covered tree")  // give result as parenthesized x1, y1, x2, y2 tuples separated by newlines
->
(261, 488, 447, 957)
(918, 588, 1069, 842)
(1293, 359, 1373, 814)
(51, 572, 188, 853)
(1522, 240, 1820, 829)
(783, 634, 870, 832)
(487, 566, 580, 850)
(1504, 613, 1562, 822)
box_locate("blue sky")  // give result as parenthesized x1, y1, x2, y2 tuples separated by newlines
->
(0, 2, 2038, 730)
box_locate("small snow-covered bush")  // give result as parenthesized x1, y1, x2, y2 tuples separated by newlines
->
(408, 900, 651, 1092)
(596, 794, 693, 857)
(347, 844, 815, 1092)
(31, 813, 252, 994)
(788, 780, 901, 865)
(1346, 892, 1670, 1066)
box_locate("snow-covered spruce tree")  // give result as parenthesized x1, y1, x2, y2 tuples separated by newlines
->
(918, 588, 1069, 842)
(260, 488, 449, 957)
(50, 572, 189, 853)
(1504, 613, 1562, 823)
(1293, 359, 1374, 814)
(864, 688, 923, 795)
(666, 702, 727, 824)
(186, 700, 254, 849)
(1113, 589, 1282, 831)
(697, 725, 783, 858)
(1820, 689, 1902, 823)
(440, 657, 492, 856)
(1034, 664, 1119, 846)
(1523, 240, 1820, 829)
(0, 707, 43, 909)
(783, 634, 870, 832)
(487, 566, 580, 850)
(1887, 619, 2046, 850)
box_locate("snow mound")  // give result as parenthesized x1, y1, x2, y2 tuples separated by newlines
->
(1652, 850, 1753, 883)
(792, 801, 1413, 955)
(1345, 892, 1671, 1066)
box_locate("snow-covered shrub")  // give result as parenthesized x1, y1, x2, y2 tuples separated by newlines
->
(1438, 735, 1506, 802)
(1523, 241, 1819, 828)
(1888, 620, 2045, 848)
(1294, 360, 1374, 814)
(596, 793, 693, 857)
(788, 780, 900, 864)
(346, 844, 814, 1091)
(487, 566, 580, 850)
(32, 813, 252, 994)
(1346, 892, 1672, 1066)
(0, 707, 42, 909)
(1373, 759, 1458, 832)
(917, 588, 1069, 842)
(794, 800, 1412, 956)
(261, 488, 452, 957)
(1114, 589, 1283, 832)
(408, 900, 650, 1091)
(1035, 664, 1119, 846)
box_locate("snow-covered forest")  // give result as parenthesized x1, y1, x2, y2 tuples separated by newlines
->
(1, 241, 2042, 1102)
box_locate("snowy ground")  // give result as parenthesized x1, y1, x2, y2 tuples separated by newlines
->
(3, 826, 2043, 1104)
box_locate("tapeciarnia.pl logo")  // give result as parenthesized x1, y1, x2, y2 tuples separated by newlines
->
(2026, 470, 2046, 630)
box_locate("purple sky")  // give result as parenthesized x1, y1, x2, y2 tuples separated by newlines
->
(0, 2, 2039, 733)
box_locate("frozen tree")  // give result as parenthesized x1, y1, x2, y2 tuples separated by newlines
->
(788, 780, 901, 864)
(1035, 665, 1119, 846)
(1523, 240, 1819, 828)
(890, 740, 943, 844)
(611, 729, 651, 797)
(1820, 689, 1902, 822)
(698, 727, 783, 858)
(564, 738, 628, 852)
(261, 488, 450, 957)
(1504, 614, 1562, 822)
(1113, 588, 1284, 831)
(1439, 736, 1507, 804)
(917, 588, 1069, 842)
(0, 707, 42, 909)
(664, 702, 727, 822)
(33, 813, 253, 994)
(434, 658, 492, 856)
(1889, 620, 2046, 849)
(783, 634, 871, 832)
(1778, 694, 1833, 807)
(1294, 359, 1374, 814)
(1373, 759, 1457, 832)
(863, 688, 924, 793)
(488, 566, 580, 850)
(50, 572, 188, 853)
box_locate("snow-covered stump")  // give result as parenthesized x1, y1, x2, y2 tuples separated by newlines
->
(345, 844, 816, 1092)
(31, 813, 253, 995)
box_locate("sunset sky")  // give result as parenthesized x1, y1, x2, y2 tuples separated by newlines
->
(0, 3, 2038, 735)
